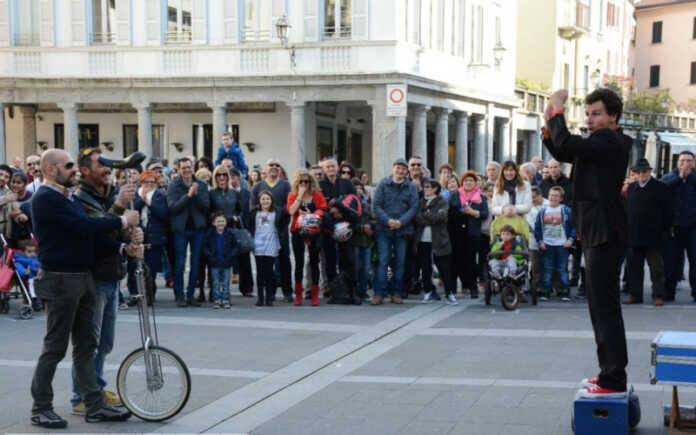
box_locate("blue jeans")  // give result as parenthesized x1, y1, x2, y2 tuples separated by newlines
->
(542, 245, 570, 290)
(211, 267, 231, 302)
(71, 279, 119, 405)
(174, 230, 204, 299)
(375, 233, 407, 297)
(355, 245, 372, 297)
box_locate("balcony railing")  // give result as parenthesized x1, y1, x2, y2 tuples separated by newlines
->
(90, 32, 116, 45)
(12, 33, 40, 46)
(242, 28, 271, 42)
(165, 30, 192, 44)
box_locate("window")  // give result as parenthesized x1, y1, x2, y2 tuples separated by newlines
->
(324, 0, 352, 39)
(470, 4, 483, 64)
(91, 0, 116, 44)
(495, 16, 501, 46)
(243, 0, 271, 41)
(606, 2, 617, 27)
(166, 0, 192, 43)
(691, 62, 696, 85)
(13, 0, 40, 46)
(407, 0, 421, 45)
(649, 65, 660, 88)
(124, 125, 165, 158)
(652, 21, 662, 44)
(54, 124, 100, 150)
(693, 17, 696, 39)
(576, 1, 590, 29)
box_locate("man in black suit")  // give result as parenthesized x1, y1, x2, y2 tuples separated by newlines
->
(543, 88, 631, 398)
(623, 159, 672, 306)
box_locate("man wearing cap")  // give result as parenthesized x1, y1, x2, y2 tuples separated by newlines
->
(372, 158, 419, 305)
(623, 158, 671, 306)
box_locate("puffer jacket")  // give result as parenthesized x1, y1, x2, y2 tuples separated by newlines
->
(412, 195, 451, 256)
(372, 176, 419, 236)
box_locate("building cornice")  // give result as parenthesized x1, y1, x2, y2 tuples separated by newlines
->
(635, 0, 696, 12)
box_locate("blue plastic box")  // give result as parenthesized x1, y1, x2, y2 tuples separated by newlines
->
(651, 331, 696, 385)
(573, 391, 629, 435)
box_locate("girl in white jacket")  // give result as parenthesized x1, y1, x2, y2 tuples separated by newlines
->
(491, 161, 532, 217)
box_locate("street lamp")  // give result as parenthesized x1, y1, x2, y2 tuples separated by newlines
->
(493, 42, 506, 67)
(275, 14, 296, 72)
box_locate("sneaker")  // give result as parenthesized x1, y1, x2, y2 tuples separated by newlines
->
(561, 290, 571, 302)
(71, 402, 86, 415)
(213, 302, 221, 309)
(391, 294, 403, 304)
(85, 405, 132, 423)
(126, 297, 139, 307)
(447, 294, 459, 305)
(224, 302, 232, 309)
(578, 385, 627, 399)
(539, 294, 548, 302)
(371, 296, 384, 305)
(102, 390, 122, 407)
(431, 292, 442, 301)
(118, 302, 128, 310)
(31, 409, 68, 429)
(580, 377, 600, 389)
(422, 292, 433, 304)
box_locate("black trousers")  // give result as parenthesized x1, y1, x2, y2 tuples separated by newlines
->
(404, 237, 420, 292)
(453, 234, 479, 295)
(255, 255, 275, 304)
(627, 246, 664, 302)
(238, 252, 253, 295)
(321, 234, 355, 286)
(584, 240, 628, 391)
(417, 242, 456, 296)
(478, 236, 491, 284)
(291, 233, 320, 286)
(277, 232, 292, 297)
(570, 242, 583, 284)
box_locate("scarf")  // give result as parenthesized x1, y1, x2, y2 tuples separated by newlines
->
(458, 186, 482, 205)
(503, 179, 517, 205)
(137, 187, 155, 229)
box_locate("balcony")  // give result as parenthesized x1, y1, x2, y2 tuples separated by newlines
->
(12, 33, 40, 47)
(558, 1, 590, 40)
(165, 31, 192, 44)
(90, 32, 116, 45)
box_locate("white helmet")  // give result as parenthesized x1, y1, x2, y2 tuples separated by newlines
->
(332, 221, 353, 242)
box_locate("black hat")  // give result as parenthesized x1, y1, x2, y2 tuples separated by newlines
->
(632, 158, 652, 171)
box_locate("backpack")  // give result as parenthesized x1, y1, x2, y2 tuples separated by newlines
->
(327, 272, 360, 305)
(330, 194, 362, 224)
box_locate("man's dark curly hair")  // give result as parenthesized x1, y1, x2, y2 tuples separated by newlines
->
(585, 88, 623, 123)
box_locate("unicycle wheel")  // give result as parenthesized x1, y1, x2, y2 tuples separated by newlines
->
(117, 345, 191, 422)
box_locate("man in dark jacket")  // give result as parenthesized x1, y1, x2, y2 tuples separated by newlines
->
(319, 157, 357, 295)
(231, 169, 253, 296)
(623, 159, 671, 306)
(543, 88, 631, 397)
(661, 151, 696, 301)
(540, 159, 573, 204)
(167, 157, 210, 307)
(70, 148, 141, 415)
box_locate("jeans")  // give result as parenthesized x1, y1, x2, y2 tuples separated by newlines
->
(355, 245, 372, 297)
(664, 226, 696, 299)
(173, 230, 204, 299)
(542, 245, 570, 290)
(375, 233, 407, 297)
(71, 279, 119, 405)
(211, 267, 231, 302)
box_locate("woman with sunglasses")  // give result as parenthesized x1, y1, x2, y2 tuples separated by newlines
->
(339, 163, 355, 180)
(287, 169, 327, 306)
(210, 165, 242, 225)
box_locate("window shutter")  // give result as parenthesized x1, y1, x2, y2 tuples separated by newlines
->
(115, 0, 131, 45)
(71, 0, 86, 45)
(146, 0, 161, 45)
(352, 0, 368, 40)
(192, 0, 207, 44)
(303, 0, 317, 41)
(39, 0, 53, 46)
(223, 0, 238, 43)
(271, 0, 285, 40)
(0, 0, 9, 46)
(691, 62, 696, 85)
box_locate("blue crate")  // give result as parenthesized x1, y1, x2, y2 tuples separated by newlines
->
(573, 391, 629, 435)
(652, 331, 696, 385)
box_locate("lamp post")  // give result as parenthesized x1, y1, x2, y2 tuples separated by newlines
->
(275, 14, 296, 72)
(493, 43, 506, 68)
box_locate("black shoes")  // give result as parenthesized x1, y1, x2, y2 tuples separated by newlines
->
(31, 410, 68, 429)
(187, 298, 202, 307)
(85, 405, 132, 423)
(176, 297, 187, 307)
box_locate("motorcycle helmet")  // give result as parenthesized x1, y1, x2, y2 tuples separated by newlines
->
(298, 213, 321, 237)
(332, 221, 353, 242)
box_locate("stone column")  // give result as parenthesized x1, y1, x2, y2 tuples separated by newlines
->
(18, 106, 37, 158)
(134, 103, 153, 158)
(411, 104, 430, 164)
(288, 102, 306, 173)
(454, 111, 469, 174)
(0, 104, 5, 162)
(486, 103, 495, 164)
(209, 103, 227, 151)
(434, 108, 452, 171)
(472, 114, 486, 173)
(58, 102, 79, 157)
(369, 92, 406, 181)
(498, 118, 510, 161)
(529, 129, 542, 161)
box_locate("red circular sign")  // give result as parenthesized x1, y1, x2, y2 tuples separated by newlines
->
(389, 88, 405, 104)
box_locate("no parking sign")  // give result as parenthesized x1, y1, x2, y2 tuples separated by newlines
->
(386, 84, 407, 117)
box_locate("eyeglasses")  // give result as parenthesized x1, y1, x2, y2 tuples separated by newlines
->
(56, 162, 75, 170)
(142, 180, 157, 185)
(215, 173, 229, 177)
(341, 171, 352, 175)
(268, 163, 281, 168)
(410, 163, 422, 167)
(299, 179, 310, 184)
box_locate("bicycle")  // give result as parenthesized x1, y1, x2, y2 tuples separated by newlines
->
(99, 152, 191, 421)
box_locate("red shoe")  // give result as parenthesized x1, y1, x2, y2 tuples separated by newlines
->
(294, 284, 303, 306)
(311, 285, 320, 307)
(580, 377, 599, 389)
(579, 385, 627, 399)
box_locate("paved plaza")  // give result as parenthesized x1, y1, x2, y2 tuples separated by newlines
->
(2, 276, 696, 434)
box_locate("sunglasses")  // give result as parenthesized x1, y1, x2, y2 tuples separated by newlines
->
(410, 163, 422, 167)
(299, 179, 310, 184)
(268, 163, 281, 168)
(341, 170, 352, 175)
(57, 162, 75, 170)
(216, 173, 229, 177)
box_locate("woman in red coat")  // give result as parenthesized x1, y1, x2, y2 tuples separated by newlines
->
(287, 169, 327, 306)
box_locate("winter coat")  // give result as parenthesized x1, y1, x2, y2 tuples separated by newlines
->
(543, 115, 631, 248)
(14, 252, 40, 279)
(661, 170, 696, 229)
(413, 195, 451, 256)
(167, 176, 211, 233)
(352, 195, 375, 248)
(448, 191, 489, 238)
(373, 176, 419, 236)
(626, 178, 672, 247)
(203, 227, 239, 268)
(490, 239, 525, 265)
(214, 142, 248, 174)
(134, 188, 169, 246)
(540, 173, 573, 205)
(491, 181, 532, 216)
(210, 187, 242, 223)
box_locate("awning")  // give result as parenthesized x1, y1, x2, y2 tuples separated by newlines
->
(657, 132, 696, 154)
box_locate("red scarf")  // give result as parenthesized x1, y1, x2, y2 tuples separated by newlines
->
(458, 186, 482, 205)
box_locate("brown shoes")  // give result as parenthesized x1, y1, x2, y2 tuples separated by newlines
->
(371, 296, 384, 305)
(653, 298, 664, 307)
(391, 295, 403, 304)
(622, 297, 642, 305)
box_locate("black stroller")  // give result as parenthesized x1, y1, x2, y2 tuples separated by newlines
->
(485, 235, 535, 310)
(0, 234, 34, 319)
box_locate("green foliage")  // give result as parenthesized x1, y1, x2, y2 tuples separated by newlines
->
(515, 78, 550, 92)
(625, 89, 673, 113)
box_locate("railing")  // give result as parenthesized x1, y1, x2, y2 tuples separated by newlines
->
(321, 46, 351, 72)
(240, 48, 269, 74)
(163, 50, 192, 74)
(323, 25, 351, 39)
(515, 86, 549, 114)
(165, 31, 192, 44)
(621, 110, 696, 133)
(12, 33, 40, 46)
(90, 32, 116, 45)
(89, 52, 117, 75)
(13, 52, 41, 74)
(242, 28, 271, 42)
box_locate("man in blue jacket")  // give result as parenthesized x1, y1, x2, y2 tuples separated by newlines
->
(662, 151, 696, 301)
(215, 132, 247, 175)
(372, 158, 419, 305)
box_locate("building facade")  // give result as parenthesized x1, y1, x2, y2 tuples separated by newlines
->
(0, 0, 520, 180)
(632, 0, 696, 105)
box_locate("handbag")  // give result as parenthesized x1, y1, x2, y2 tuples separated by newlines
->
(0, 251, 15, 292)
(230, 220, 255, 254)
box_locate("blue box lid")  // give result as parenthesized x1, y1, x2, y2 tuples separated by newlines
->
(654, 331, 696, 349)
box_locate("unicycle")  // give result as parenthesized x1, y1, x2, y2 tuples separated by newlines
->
(106, 153, 191, 421)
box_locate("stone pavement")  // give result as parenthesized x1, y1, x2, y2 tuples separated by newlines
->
(2, 279, 696, 434)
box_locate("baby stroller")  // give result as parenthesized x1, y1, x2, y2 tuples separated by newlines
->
(485, 234, 535, 310)
(0, 234, 34, 319)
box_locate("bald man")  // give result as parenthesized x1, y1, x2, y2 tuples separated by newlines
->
(29, 149, 139, 428)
